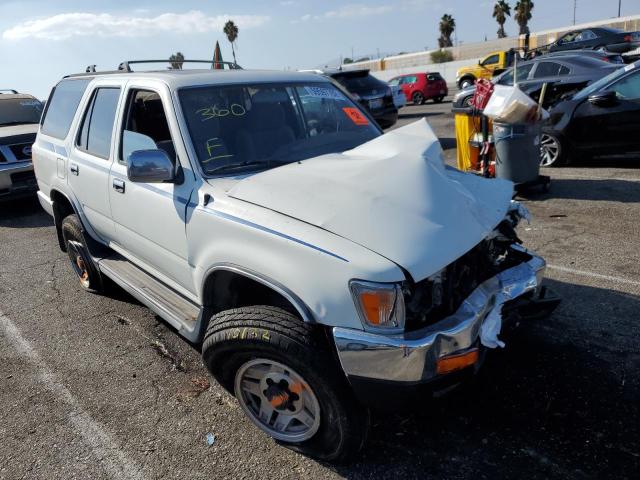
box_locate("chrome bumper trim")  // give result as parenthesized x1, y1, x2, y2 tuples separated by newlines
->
(333, 253, 546, 383)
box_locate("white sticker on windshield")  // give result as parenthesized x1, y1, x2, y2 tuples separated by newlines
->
(625, 63, 636, 72)
(304, 86, 345, 100)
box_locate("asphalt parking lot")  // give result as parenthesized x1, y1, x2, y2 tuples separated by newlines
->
(1, 96, 639, 480)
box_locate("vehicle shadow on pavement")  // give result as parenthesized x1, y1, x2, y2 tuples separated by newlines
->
(573, 156, 640, 169)
(537, 178, 640, 203)
(330, 278, 639, 479)
(0, 197, 52, 228)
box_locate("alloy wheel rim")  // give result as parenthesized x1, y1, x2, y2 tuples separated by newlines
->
(540, 134, 560, 166)
(413, 93, 423, 104)
(234, 358, 321, 442)
(67, 241, 90, 288)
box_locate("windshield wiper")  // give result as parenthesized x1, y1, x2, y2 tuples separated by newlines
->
(205, 161, 269, 175)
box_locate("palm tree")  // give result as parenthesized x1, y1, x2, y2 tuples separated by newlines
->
(169, 51, 184, 70)
(223, 20, 239, 65)
(438, 14, 456, 48)
(514, 0, 534, 35)
(493, 1, 511, 38)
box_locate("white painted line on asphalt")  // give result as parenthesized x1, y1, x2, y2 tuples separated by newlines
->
(547, 264, 640, 288)
(0, 311, 145, 480)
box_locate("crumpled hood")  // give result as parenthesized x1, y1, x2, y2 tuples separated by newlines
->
(228, 120, 514, 280)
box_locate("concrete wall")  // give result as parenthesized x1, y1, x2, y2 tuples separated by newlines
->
(343, 14, 640, 86)
(369, 59, 473, 85)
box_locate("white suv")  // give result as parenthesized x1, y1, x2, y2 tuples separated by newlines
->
(33, 62, 558, 461)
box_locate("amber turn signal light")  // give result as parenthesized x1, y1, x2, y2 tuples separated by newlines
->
(436, 349, 479, 375)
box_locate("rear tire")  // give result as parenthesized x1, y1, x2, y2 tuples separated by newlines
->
(202, 306, 369, 462)
(434, 96, 444, 103)
(61, 214, 103, 293)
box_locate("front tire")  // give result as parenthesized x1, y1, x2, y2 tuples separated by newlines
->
(460, 78, 474, 89)
(412, 91, 424, 105)
(540, 133, 568, 167)
(61, 214, 103, 292)
(202, 306, 369, 462)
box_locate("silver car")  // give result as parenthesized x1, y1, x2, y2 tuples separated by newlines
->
(0, 91, 42, 201)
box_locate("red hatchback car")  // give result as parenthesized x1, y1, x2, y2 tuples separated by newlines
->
(389, 72, 448, 104)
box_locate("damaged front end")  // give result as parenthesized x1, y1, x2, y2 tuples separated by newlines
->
(333, 203, 560, 409)
(403, 201, 557, 345)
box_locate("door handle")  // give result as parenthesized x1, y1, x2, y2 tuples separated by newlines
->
(112, 178, 125, 194)
(70, 163, 79, 175)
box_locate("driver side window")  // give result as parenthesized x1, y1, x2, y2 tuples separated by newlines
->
(482, 54, 500, 66)
(119, 89, 176, 165)
(610, 72, 640, 100)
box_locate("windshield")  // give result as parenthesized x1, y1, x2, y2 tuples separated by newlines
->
(573, 64, 633, 100)
(0, 97, 43, 126)
(179, 82, 381, 176)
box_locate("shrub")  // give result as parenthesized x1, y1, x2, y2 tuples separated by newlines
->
(430, 49, 454, 63)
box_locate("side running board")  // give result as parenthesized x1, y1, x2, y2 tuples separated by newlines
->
(98, 254, 202, 342)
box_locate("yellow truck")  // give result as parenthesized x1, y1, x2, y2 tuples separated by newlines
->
(456, 50, 517, 89)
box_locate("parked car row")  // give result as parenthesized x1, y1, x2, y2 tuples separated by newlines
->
(454, 48, 640, 167)
(453, 54, 620, 109)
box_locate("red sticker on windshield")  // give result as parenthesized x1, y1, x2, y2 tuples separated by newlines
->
(342, 107, 369, 126)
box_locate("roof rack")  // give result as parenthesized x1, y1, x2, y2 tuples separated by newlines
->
(0, 89, 19, 94)
(117, 59, 242, 72)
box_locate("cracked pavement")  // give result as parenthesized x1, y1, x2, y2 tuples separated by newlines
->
(0, 98, 638, 479)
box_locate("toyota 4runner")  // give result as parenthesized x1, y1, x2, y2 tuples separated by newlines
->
(33, 61, 559, 462)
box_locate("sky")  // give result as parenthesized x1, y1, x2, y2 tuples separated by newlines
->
(0, 0, 638, 98)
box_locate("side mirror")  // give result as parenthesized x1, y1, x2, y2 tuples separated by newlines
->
(588, 90, 617, 107)
(127, 149, 176, 183)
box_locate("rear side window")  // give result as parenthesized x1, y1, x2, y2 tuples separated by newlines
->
(333, 73, 385, 91)
(534, 62, 569, 78)
(41, 79, 91, 139)
(76, 88, 121, 159)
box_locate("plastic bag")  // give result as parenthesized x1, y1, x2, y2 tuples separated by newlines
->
(483, 85, 540, 124)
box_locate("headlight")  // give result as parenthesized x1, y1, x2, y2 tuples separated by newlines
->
(350, 280, 405, 331)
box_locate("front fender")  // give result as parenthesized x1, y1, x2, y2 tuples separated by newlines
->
(188, 200, 405, 330)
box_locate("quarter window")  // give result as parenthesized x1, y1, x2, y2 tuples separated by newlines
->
(41, 79, 91, 139)
(76, 88, 121, 159)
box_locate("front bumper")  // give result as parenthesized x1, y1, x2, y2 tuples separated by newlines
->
(0, 162, 37, 200)
(333, 253, 557, 393)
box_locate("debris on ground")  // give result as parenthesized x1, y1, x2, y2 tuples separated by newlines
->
(206, 433, 215, 446)
(151, 340, 186, 372)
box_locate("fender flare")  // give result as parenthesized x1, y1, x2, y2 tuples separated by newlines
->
(201, 263, 315, 324)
